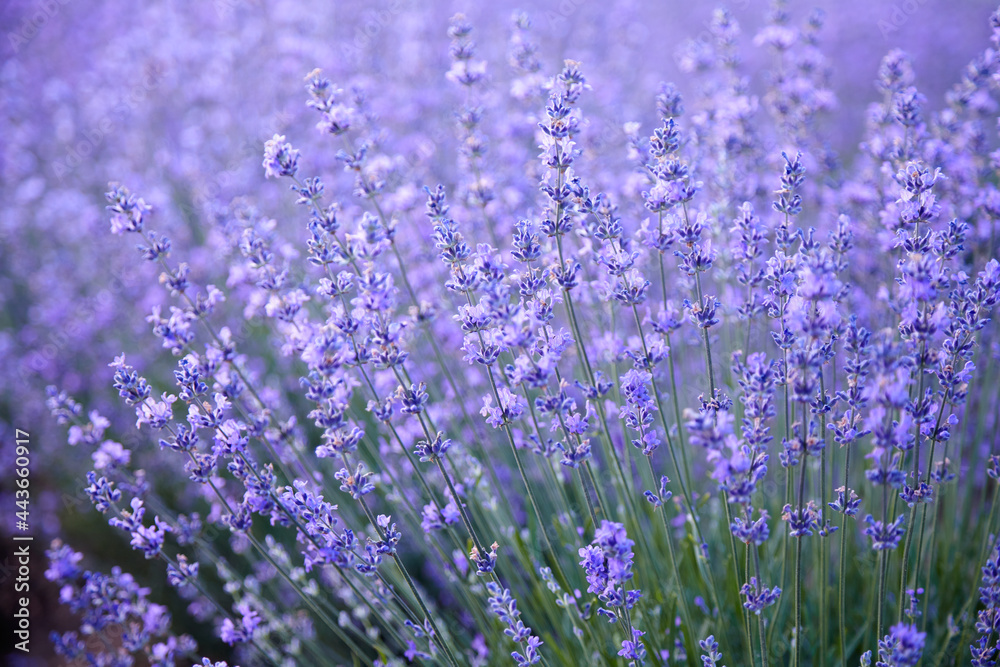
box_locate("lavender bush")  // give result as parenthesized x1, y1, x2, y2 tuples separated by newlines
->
(4, 1, 1000, 666)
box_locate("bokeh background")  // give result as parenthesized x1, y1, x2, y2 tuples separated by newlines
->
(1, 0, 998, 663)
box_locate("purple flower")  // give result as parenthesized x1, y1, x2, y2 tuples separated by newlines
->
(579, 521, 639, 611)
(262, 134, 300, 179)
(472, 541, 499, 576)
(741, 577, 781, 615)
(486, 581, 544, 665)
(699, 635, 724, 666)
(619, 369, 660, 454)
(166, 554, 199, 588)
(44, 542, 193, 664)
(618, 627, 647, 666)
(828, 486, 862, 517)
(731, 507, 771, 546)
(876, 623, 925, 667)
(782, 501, 820, 537)
(84, 472, 121, 513)
(972, 538, 1000, 664)
(105, 184, 151, 235)
(45, 541, 83, 582)
(414, 431, 452, 462)
(334, 463, 375, 499)
(864, 514, 906, 551)
(480, 386, 525, 428)
(220, 602, 261, 645)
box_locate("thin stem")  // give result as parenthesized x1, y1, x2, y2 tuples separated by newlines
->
(897, 339, 928, 624)
(768, 292, 793, 654)
(838, 441, 853, 666)
(748, 518, 770, 667)
(694, 272, 716, 398)
(722, 494, 755, 667)
(357, 494, 463, 667)
(819, 374, 830, 667)
(644, 456, 696, 661)
(666, 332, 694, 492)
(793, 453, 808, 667)
(486, 367, 575, 593)
(876, 480, 889, 643)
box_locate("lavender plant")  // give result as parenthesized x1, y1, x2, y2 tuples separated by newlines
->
(5, 2, 1000, 666)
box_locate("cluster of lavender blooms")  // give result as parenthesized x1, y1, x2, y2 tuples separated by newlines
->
(5, 0, 1000, 665)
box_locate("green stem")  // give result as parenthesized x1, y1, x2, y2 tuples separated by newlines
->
(838, 441, 853, 666)
(722, 495, 755, 667)
(819, 374, 830, 667)
(666, 332, 694, 492)
(897, 339, 928, 624)
(643, 456, 697, 664)
(486, 367, 575, 594)
(357, 494, 462, 667)
(793, 450, 808, 667)
(876, 481, 889, 643)
(748, 520, 770, 667)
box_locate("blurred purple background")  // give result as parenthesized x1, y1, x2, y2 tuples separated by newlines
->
(1, 0, 998, 663)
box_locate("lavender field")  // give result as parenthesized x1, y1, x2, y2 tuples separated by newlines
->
(3, 0, 1000, 665)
